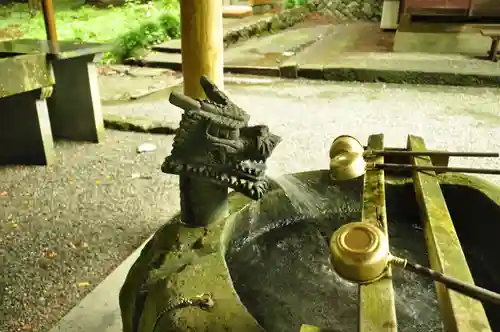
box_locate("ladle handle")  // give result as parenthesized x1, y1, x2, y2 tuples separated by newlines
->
(367, 150, 499, 158)
(392, 258, 500, 306)
(375, 163, 500, 175)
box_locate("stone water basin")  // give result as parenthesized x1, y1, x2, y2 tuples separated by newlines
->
(119, 170, 500, 332)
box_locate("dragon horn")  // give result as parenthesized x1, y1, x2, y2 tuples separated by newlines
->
(200, 75, 230, 105)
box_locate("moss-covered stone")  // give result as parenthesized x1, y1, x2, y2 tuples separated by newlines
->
(223, 6, 311, 48)
(0, 54, 55, 98)
(119, 194, 261, 332)
(120, 167, 500, 332)
(103, 114, 177, 135)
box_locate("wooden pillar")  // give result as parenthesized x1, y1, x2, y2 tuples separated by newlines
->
(179, 0, 227, 227)
(180, 0, 224, 98)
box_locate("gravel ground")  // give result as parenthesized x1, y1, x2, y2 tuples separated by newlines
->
(1, 78, 499, 332)
(0, 132, 179, 332)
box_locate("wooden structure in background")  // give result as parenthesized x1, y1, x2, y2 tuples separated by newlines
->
(180, 0, 224, 98)
(403, 0, 500, 17)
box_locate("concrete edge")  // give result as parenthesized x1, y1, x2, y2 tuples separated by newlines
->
(226, 63, 500, 87)
(48, 235, 153, 332)
(134, 61, 500, 87)
(225, 65, 280, 77)
(103, 115, 177, 135)
(320, 67, 500, 87)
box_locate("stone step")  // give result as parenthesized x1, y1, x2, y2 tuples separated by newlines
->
(394, 30, 493, 57)
(281, 22, 394, 67)
(223, 5, 253, 18)
(152, 15, 275, 54)
(142, 24, 333, 70)
(136, 52, 182, 71)
(131, 49, 500, 87)
(224, 24, 334, 67)
(153, 39, 181, 54)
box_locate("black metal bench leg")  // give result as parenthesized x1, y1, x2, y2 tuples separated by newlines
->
(0, 89, 55, 165)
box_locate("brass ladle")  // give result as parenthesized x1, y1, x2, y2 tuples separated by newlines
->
(329, 136, 500, 181)
(330, 222, 500, 305)
(330, 151, 500, 181)
(330, 135, 499, 159)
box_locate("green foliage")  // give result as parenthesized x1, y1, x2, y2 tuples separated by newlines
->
(110, 10, 179, 62)
(0, 0, 181, 63)
(284, 0, 310, 9)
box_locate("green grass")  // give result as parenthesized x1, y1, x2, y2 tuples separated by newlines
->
(0, 0, 180, 62)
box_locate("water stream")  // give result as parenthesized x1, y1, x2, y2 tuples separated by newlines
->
(270, 174, 327, 217)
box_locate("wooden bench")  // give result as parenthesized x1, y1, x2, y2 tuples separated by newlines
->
(480, 29, 500, 62)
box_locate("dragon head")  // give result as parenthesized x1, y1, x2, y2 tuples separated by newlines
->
(161, 76, 281, 200)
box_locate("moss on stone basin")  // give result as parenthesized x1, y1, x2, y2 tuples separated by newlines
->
(119, 170, 500, 332)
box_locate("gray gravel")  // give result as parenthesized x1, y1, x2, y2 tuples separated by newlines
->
(1, 78, 499, 332)
(0, 132, 179, 332)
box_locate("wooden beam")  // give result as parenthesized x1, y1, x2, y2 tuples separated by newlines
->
(407, 135, 492, 332)
(359, 134, 398, 332)
(180, 0, 224, 99)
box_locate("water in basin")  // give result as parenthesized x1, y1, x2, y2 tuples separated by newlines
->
(225, 171, 500, 332)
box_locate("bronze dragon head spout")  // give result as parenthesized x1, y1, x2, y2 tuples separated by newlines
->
(161, 76, 281, 200)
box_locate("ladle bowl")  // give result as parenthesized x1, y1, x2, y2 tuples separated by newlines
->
(329, 151, 367, 181)
(329, 135, 364, 159)
(329, 222, 390, 283)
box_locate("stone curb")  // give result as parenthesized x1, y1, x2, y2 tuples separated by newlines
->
(224, 65, 280, 77)
(227, 63, 500, 87)
(321, 67, 500, 87)
(103, 115, 177, 135)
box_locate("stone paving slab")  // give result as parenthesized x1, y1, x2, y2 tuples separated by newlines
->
(152, 17, 256, 53)
(151, 9, 304, 54)
(136, 52, 182, 70)
(280, 22, 394, 66)
(318, 52, 500, 86)
(136, 50, 500, 87)
(140, 23, 334, 72)
(152, 39, 181, 53)
(320, 52, 500, 74)
(224, 24, 333, 67)
(394, 30, 492, 57)
(98, 66, 183, 103)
